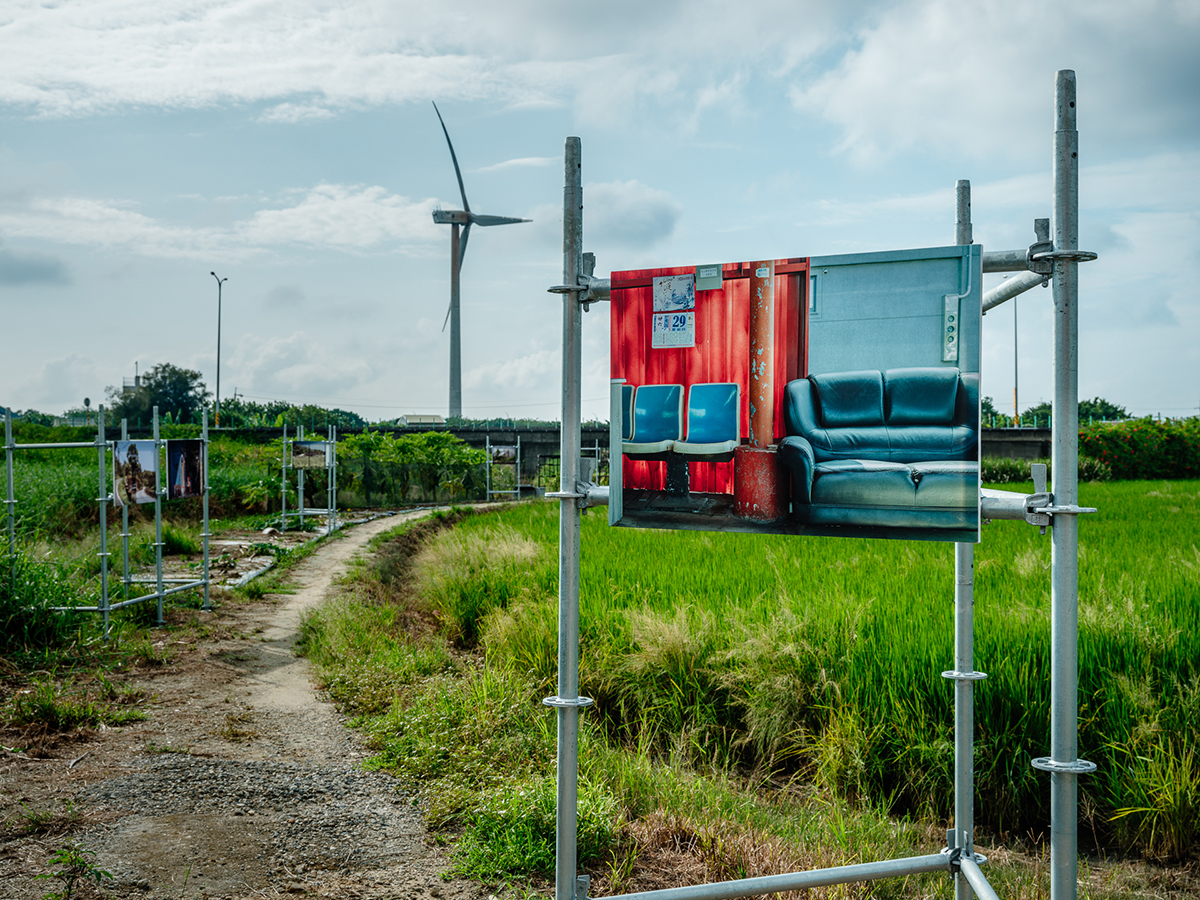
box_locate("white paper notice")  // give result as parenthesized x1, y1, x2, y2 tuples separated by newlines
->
(652, 311, 695, 348)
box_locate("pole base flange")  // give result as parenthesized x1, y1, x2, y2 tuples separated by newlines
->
(1031, 756, 1096, 774)
(542, 695, 595, 709)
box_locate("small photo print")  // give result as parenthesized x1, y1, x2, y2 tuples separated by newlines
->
(490, 444, 517, 463)
(167, 439, 204, 500)
(113, 441, 158, 507)
(293, 441, 329, 469)
(652, 274, 696, 312)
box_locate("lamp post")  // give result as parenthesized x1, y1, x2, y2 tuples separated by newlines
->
(210, 272, 227, 427)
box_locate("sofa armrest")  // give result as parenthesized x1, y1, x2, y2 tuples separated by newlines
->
(778, 436, 816, 504)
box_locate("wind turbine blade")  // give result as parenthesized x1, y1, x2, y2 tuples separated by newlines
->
(459, 221, 472, 267)
(471, 214, 532, 226)
(432, 101, 470, 213)
(442, 302, 452, 332)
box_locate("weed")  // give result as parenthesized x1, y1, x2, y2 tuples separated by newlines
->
(220, 709, 257, 741)
(4, 801, 82, 837)
(451, 776, 616, 878)
(36, 841, 112, 900)
(5, 680, 146, 731)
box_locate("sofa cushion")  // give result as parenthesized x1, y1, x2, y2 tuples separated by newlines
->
(811, 371, 884, 428)
(885, 368, 960, 426)
(811, 459, 916, 508)
(911, 461, 978, 507)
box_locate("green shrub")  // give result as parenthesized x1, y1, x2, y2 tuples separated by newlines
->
(0, 550, 89, 652)
(1080, 417, 1200, 480)
(452, 776, 616, 878)
(981, 456, 1112, 484)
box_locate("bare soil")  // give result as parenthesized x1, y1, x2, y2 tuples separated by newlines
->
(0, 511, 496, 900)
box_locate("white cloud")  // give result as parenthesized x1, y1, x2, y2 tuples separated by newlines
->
(258, 102, 335, 124)
(230, 332, 375, 400)
(240, 185, 439, 248)
(474, 157, 557, 173)
(789, 0, 1200, 165)
(465, 349, 557, 392)
(0, 0, 851, 124)
(15, 353, 99, 410)
(582, 180, 682, 249)
(0, 184, 441, 259)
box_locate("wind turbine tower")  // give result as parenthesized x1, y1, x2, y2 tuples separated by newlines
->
(431, 102, 530, 420)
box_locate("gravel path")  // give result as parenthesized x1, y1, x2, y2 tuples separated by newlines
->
(1, 512, 495, 900)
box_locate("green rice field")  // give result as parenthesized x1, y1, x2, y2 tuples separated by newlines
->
(419, 480, 1199, 860)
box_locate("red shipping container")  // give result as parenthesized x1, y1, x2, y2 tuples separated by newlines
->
(611, 259, 808, 493)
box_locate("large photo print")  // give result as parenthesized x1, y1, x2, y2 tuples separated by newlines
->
(610, 246, 982, 543)
(167, 439, 204, 500)
(113, 440, 158, 507)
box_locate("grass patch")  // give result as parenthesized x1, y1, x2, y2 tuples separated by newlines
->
(5, 679, 147, 731)
(238, 528, 342, 599)
(303, 488, 1200, 895)
(2, 801, 84, 838)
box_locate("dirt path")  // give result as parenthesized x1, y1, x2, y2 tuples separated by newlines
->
(1, 512, 495, 900)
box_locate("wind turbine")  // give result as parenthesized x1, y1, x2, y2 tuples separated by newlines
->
(431, 102, 531, 420)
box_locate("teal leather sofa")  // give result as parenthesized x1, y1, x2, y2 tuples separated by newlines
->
(779, 368, 979, 531)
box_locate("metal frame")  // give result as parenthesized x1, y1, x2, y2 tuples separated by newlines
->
(547, 70, 1096, 900)
(486, 434, 524, 501)
(3, 406, 213, 639)
(279, 424, 340, 535)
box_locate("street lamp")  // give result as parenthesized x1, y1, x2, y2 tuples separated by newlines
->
(210, 272, 227, 427)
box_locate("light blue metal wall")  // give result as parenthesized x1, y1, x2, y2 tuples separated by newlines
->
(807, 245, 981, 376)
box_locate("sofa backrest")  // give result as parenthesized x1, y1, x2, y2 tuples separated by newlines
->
(784, 368, 978, 463)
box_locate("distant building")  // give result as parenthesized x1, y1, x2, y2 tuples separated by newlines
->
(400, 414, 446, 427)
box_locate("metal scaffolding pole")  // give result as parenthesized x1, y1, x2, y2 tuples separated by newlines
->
(548, 135, 590, 900)
(97, 407, 110, 639)
(1035, 68, 1096, 900)
(4, 409, 14, 586)
(121, 420, 131, 604)
(202, 411, 211, 611)
(153, 407, 164, 626)
(949, 178, 983, 900)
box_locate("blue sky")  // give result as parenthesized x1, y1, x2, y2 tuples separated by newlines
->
(1, 0, 1197, 423)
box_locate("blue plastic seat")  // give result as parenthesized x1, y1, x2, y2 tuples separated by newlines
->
(622, 384, 683, 456)
(674, 383, 740, 458)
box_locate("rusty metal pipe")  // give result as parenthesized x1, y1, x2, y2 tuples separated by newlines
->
(748, 260, 775, 448)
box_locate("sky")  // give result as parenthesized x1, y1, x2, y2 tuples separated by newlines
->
(1, 0, 1197, 424)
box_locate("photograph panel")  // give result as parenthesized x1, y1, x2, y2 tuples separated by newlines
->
(113, 440, 159, 506)
(610, 246, 981, 543)
(166, 439, 204, 500)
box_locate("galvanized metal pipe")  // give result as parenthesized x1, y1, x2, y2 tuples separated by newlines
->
(298, 424, 306, 530)
(97, 407, 110, 639)
(1049, 68, 1082, 900)
(11, 441, 100, 450)
(953, 180, 976, 900)
(202, 411, 211, 610)
(281, 423, 288, 532)
(983, 270, 1044, 313)
(980, 488, 1030, 520)
(121, 420, 131, 603)
(981, 249, 1030, 272)
(958, 857, 1002, 900)
(554, 135, 585, 900)
(5, 410, 14, 581)
(604, 853, 950, 900)
(153, 407, 164, 626)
